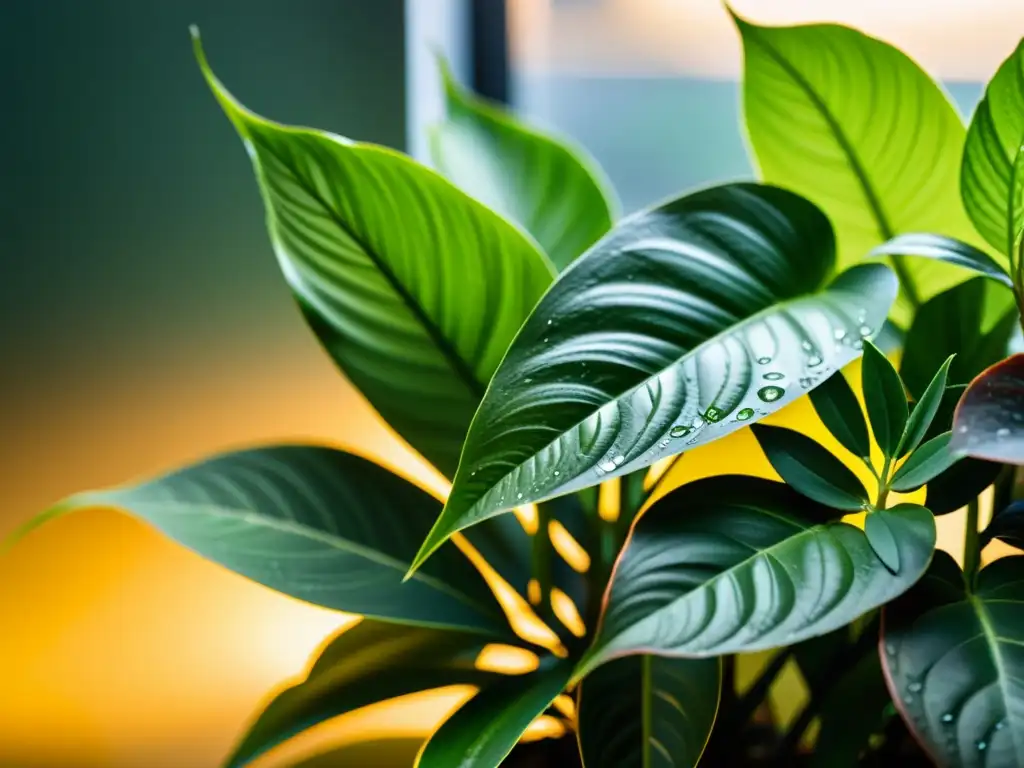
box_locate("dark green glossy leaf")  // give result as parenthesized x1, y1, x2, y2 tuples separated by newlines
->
(430, 60, 616, 271)
(952, 354, 1024, 464)
(881, 551, 1024, 767)
(865, 509, 904, 573)
(898, 356, 954, 458)
(862, 341, 909, 458)
(751, 424, 869, 510)
(577, 655, 721, 768)
(416, 661, 573, 768)
(290, 739, 423, 768)
(9, 446, 510, 637)
(733, 13, 983, 321)
(226, 621, 495, 767)
(193, 31, 554, 481)
(981, 500, 1024, 549)
(870, 234, 1013, 289)
(891, 433, 959, 492)
(925, 455, 1003, 516)
(584, 477, 934, 668)
(412, 183, 898, 572)
(962, 39, 1024, 257)
(809, 370, 872, 460)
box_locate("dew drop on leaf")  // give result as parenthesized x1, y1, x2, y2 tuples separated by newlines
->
(704, 407, 724, 423)
(977, 741, 988, 752)
(908, 681, 922, 693)
(599, 460, 616, 472)
(763, 372, 785, 381)
(808, 356, 823, 367)
(834, 328, 847, 341)
(997, 428, 1011, 438)
(737, 408, 754, 421)
(612, 454, 625, 466)
(859, 325, 872, 337)
(942, 713, 954, 724)
(670, 425, 691, 438)
(757, 356, 772, 365)
(757, 386, 785, 402)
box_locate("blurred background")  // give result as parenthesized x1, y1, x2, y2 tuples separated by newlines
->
(2, 1, 1023, 766)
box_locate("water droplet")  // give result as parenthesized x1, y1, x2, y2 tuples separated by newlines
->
(758, 386, 785, 403)
(692, 416, 705, 428)
(799, 377, 813, 389)
(996, 720, 1006, 731)
(885, 643, 896, 656)
(670, 425, 691, 438)
(942, 713, 954, 724)
(904, 695, 914, 705)
(553, 470, 560, 476)
(517, 492, 523, 500)
(853, 339, 864, 350)
(613, 454, 625, 466)
(957, 425, 969, 434)
(704, 407, 724, 423)
(757, 356, 772, 365)
(763, 372, 785, 381)
(908, 681, 922, 693)
(857, 309, 867, 322)
(808, 355, 823, 367)
(543, 337, 549, 343)
(997, 428, 1011, 438)
(977, 741, 988, 752)
(546, 319, 553, 326)
(524, 378, 532, 384)
(737, 408, 754, 421)
(859, 325, 872, 337)
(801, 340, 813, 352)
(599, 460, 616, 472)
(833, 328, 847, 341)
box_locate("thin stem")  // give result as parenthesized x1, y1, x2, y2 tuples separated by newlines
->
(963, 497, 981, 585)
(874, 455, 893, 510)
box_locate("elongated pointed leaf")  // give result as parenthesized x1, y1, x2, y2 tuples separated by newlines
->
(862, 341, 909, 458)
(416, 662, 573, 768)
(809, 370, 872, 460)
(227, 621, 497, 767)
(584, 477, 934, 668)
(898, 356, 954, 458)
(193, 32, 554, 481)
(962, 39, 1024, 257)
(952, 354, 1024, 464)
(870, 234, 1013, 289)
(751, 424, 869, 510)
(865, 509, 904, 573)
(981, 500, 1024, 549)
(891, 433, 959, 491)
(733, 14, 984, 318)
(881, 552, 1024, 767)
(9, 446, 510, 638)
(430, 61, 616, 271)
(577, 655, 721, 768)
(411, 183, 898, 572)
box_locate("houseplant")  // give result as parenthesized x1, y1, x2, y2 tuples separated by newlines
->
(8, 9, 1024, 767)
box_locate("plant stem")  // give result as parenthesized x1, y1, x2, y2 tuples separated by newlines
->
(963, 496, 981, 585)
(874, 455, 893, 510)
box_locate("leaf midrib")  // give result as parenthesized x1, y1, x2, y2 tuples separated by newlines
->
(971, 593, 1024, 763)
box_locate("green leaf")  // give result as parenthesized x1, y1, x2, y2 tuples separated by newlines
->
(925, 454, 1003, 516)
(583, 477, 934, 668)
(430, 59, 616, 271)
(416, 661, 573, 768)
(981, 500, 1024, 549)
(952, 354, 1024, 465)
(898, 355, 954, 458)
(870, 234, 1013, 289)
(865, 508, 904, 573)
(809, 369, 872, 461)
(577, 655, 721, 768)
(890, 432, 959, 492)
(862, 341, 909, 458)
(751, 424, 869, 510)
(226, 621, 495, 767)
(411, 182, 898, 573)
(8, 446, 510, 638)
(881, 551, 1024, 767)
(962, 39, 1024, 257)
(732, 13, 983, 320)
(192, 30, 554, 481)
(290, 739, 423, 768)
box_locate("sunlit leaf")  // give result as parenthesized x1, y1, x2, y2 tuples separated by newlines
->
(870, 234, 1012, 289)
(951, 354, 1024, 464)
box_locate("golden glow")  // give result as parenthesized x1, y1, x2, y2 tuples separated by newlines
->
(550, 588, 587, 638)
(644, 455, 677, 491)
(514, 503, 540, 535)
(527, 578, 542, 605)
(520, 715, 568, 743)
(552, 693, 577, 721)
(597, 477, 621, 522)
(549, 520, 591, 573)
(474, 644, 540, 675)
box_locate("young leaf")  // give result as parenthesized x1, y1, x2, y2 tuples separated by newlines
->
(577, 655, 721, 768)
(962, 39, 1024, 257)
(430, 59, 616, 271)
(869, 233, 1013, 289)
(881, 552, 1024, 766)
(952, 354, 1024, 464)
(864, 509, 903, 573)
(890, 432, 958, 491)
(582, 477, 934, 669)
(410, 182, 898, 573)
(732, 13, 981, 318)
(861, 341, 909, 458)
(7, 446, 511, 638)
(193, 31, 554, 481)
(226, 621, 496, 768)
(751, 424, 869, 510)
(416, 662, 573, 768)
(897, 355, 954, 458)
(809, 370, 872, 461)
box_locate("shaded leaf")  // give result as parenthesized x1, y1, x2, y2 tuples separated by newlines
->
(865, 509, 905, 573)
(891, 433, 959, 492)
(412, 183, 897, 572)
(430, 60, 616, 270)
(870, 234, 1012, 289)
(577, 655, 721, 768)
(925, 455, 1003, 516)
(898, 356, 954, 458)
(751, 424, 869, 510)
(952, 354, 1024, 464)
(809, 369, 872, 460)
(290, 739, 423, 768)
(981, 500, 1024, 550)
(862, 341, 909, 458)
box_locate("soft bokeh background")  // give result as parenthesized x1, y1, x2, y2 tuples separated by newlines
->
(3, 1, 1024, 766)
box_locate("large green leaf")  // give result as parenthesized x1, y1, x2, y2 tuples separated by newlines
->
(809, 369, 872, 461)
(962, 39, 1024, 257)
(411, 183, 898, 573)
(9, 446, 510, 638)
(227, 621, 496, 767)
(193, 31, 554, 480)
(290, 739, 423, 768)
(871, 234, 1013, 290)
(952, 354, 1024, 464)
(582, 477, 934, 670)
(733, 13, 981, 317)
(416, 661, 573, 768)
(881, 551, 1024, 767)
(430, 60, 616, 271)
(577, 655, 721, 768)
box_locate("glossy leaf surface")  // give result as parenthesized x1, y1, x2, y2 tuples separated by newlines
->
(881, 552, 1024, 767)
(898, 356, 953, 458)
(809, 370, 872, 460)
(982, 501, 1024, 550)
(865, 510, 903, 573)
(891, 433, 959, 492)
(414, 183, 897, 571)
(430, 61, 615, 270)
(577, 655, 721, 768)
(586, 477, 934, 667)
(862, 341, 909, 458)
(925, 455, 1003, 516)
(952, 354, 1024, 464)
(870, 234, 1013, 289)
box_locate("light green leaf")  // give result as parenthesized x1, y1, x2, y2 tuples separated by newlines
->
(192, 30, 554, 481)
(809, 369, 872, 461)
(583, 477, 934, 670)
(733, 13, 983, 319)
(577, 655, 721, 768)
(898, 355, 954, 458)
(862, 341, 909, 458)
(430, 60, 616, 271)
(411, 183, 898, 574)
(962, 39, 1024, 257)
(891, 432, 959, 491)
(751, 424, 869, 510)
(9, 446, 511, 638)
(416, 661, 573, 768)
(870, 234, 1013, 290)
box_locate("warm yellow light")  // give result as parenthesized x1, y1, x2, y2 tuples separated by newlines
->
(550, 588, 587, 638)
(475, 644, 540, 675)
(597, 477, 621, 522)
(520, 715, 568, 743)
(549, 519, 591, 573)
(515, 503, 540, 535)
(552, 693, 577, 721)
